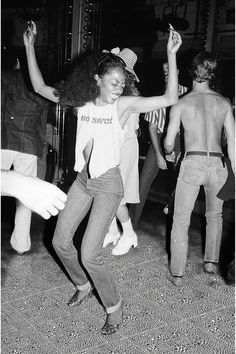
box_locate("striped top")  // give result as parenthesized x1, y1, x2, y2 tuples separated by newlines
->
(144, 84, 188, 132)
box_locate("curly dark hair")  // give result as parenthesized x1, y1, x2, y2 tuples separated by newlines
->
(123, 71, 140, 97)
(55, 52, 126, 107)
(190, 51, 217, 83)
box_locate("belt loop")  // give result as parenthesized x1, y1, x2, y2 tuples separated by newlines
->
(207, 151, 209, 159)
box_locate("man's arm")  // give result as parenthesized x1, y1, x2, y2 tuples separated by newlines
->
(223, 102, 235, 174)
(149, 123, 167, 170)
(164, 103, 181, 154)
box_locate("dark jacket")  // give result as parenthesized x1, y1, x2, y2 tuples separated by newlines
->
(1, 69, 49, 158)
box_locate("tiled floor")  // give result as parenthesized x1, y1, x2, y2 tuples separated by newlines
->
(1, 197, 235, 354)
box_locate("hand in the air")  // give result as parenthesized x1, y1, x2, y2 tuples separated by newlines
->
(167, 24, 182, 55)
(23, 20, 37, 47)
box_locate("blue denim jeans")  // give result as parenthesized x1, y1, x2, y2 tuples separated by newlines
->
(170, 155, 228, 276)
(52, 166, 123, 312)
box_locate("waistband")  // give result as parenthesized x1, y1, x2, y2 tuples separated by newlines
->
(185, 151, 223, 157)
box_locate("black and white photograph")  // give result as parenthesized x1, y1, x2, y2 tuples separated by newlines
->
(1, 0, 235, 353)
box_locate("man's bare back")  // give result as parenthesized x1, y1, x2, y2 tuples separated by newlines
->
(164, 51, 234, 173)
(176, 89, 229, 152)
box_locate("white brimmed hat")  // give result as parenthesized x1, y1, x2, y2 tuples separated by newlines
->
(118, 48, 139, 82)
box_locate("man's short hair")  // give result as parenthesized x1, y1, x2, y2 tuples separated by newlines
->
(190, 51, 217, 83)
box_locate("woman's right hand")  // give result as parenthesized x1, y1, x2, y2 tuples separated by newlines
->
(23, 20, 37, 47)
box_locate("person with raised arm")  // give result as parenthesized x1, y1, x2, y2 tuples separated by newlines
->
(23, 21, 181, 335)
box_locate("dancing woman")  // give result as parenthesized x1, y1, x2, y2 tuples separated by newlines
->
(23, 21, 181, 335)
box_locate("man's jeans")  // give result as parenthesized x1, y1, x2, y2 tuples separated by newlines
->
(170, 155, 228, 276)
(52, 166, 123, 312)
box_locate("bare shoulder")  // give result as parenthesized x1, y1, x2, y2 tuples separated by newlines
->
(179, 91, 193, 102)
(172, 93, 191, 108)
(211, 92, 233, 114)
(205, 90, 229, 104)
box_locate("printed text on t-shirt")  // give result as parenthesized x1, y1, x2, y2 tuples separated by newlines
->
(81, 115, 112, 124)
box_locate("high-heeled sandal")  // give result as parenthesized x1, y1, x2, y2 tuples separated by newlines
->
(101, 321, 121, 335)
(67, 288, 92, 307)
(101, 304, 123, 335)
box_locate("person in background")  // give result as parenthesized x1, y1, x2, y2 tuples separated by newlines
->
(164, 51, 235, 286)
(103, 48, 140, 256)
(129, 62, 188, 228)
(1, 47, 49, 254)
(1, 170, 67, 219)
(24, 20, 181, 335)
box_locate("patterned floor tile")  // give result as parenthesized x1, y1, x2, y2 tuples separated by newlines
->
(5, 251, 69, 283)
(114, 259, 169, 294)
(80, 338, 148, 354)
(5, 286, 97, 326)
(1, 303, 30, 335)
(33, 311, 119, 353)
(1, 325, 58, 354)
(143, 282, 231, 320)
(127, 321, 228, 354)
(1, 272, 53, 303)
(188, 307, 235, 346)
(114, 294, 181, 337)
(103, 235, 166, 271)
(1, 200, 234, 354)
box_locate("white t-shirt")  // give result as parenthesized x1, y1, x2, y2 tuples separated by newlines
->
(74, 100, 124, 178)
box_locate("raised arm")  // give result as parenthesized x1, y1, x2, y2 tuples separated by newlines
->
(118, 27, 182, 116)
(23, 21, 59, 103)
(164, 103, 181, 154)
(223, 101, 235, 174)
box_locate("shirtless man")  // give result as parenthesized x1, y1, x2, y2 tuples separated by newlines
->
(164, 51, 235, 286)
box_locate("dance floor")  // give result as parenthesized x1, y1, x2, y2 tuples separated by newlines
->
(1, 196, 235, 354)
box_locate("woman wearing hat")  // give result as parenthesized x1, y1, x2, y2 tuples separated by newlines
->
(102, 48, 141, 256)
(24, 21, 181, 335)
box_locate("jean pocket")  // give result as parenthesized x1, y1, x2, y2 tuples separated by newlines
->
(215, 166, 228, 186)
(180, 160, 205, 185)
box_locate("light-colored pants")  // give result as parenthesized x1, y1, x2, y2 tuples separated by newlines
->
(1, 150, 37, 253)
(52, 166, 123, 312)
(170, 155, 228, 276)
